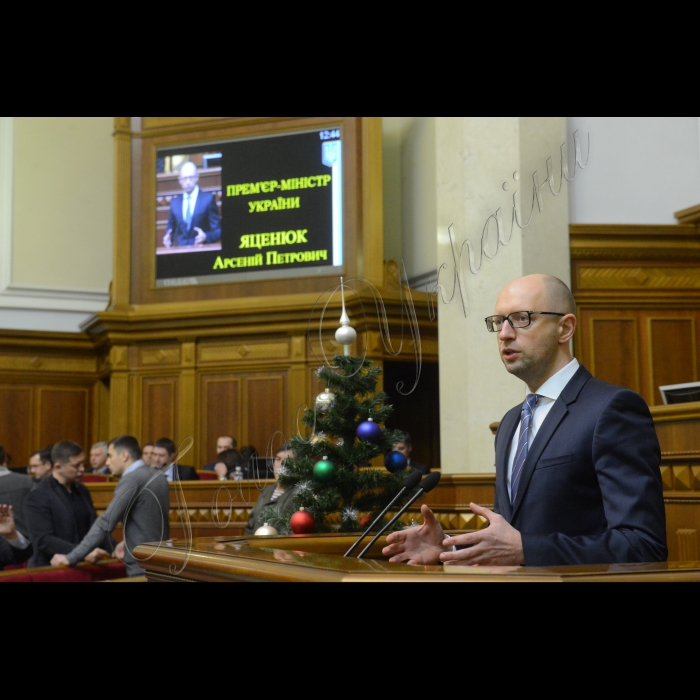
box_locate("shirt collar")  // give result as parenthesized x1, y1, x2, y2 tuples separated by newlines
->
(123, 459, 145, 478)
(528, 359, 580, 402)
(0, 466, 10, 478)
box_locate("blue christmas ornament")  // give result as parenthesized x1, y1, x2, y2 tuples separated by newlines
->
(385, 451, 408, 474)
(356, 418, 382, 443)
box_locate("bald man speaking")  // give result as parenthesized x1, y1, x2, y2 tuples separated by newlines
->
(384, 274, 668, 568)
(163, 162, 221, 249)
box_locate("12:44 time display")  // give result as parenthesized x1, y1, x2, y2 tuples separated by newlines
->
(320, 129, 341, 141)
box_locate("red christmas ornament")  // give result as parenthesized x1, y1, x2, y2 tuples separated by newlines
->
(290, 508, 316, 535)
(360, 515, 372, 528)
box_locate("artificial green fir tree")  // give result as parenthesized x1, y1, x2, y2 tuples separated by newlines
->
(260, 355, 416, 535)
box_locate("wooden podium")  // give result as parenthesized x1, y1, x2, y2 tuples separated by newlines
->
(134, 535, 700, 583)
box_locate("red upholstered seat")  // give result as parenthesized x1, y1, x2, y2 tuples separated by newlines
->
(197, 471, 218, 481)
(82, 475, 110, 483)
(0, 560, 128, 583)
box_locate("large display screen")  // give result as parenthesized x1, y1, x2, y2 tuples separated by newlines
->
(155, 128, 343, 288)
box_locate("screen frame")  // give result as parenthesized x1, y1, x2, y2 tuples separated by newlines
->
(122, 117, 379, 309)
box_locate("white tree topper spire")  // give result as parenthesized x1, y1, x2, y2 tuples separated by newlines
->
(335, 277, 357, 356)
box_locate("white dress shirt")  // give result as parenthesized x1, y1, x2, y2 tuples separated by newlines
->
(163, 464, 175, 482)
(507, 359, 580, 500)
(182, 186, 199, 225)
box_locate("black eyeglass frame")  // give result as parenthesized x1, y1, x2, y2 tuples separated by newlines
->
(485, 311, 566, 333)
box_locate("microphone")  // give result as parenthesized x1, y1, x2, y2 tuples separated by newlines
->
(357, 472, 442, 559)
(343, 471, 423, 558)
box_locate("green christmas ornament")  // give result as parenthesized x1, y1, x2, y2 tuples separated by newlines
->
(313, 457, 336, 484)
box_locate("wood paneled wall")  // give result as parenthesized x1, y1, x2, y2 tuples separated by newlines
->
(0, 332, 97, 465)
(572, 218, 700, 406)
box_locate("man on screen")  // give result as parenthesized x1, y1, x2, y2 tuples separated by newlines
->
(163, 162, 221, 248)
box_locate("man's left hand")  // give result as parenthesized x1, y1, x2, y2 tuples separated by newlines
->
(440, 503, 525, 567)
(193, 227, 207, 246)
(51, 554, 70, 568)
(0, 505, 17, 539)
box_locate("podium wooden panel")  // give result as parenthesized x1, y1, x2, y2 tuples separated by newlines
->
(134, 535, 700, 583)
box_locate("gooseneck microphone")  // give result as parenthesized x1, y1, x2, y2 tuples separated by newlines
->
(357, 472, 442, 559)
(344, 471, 423, 558)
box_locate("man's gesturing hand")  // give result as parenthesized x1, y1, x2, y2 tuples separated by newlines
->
(0, 505, 17, 539)
(440, 503, 525, 567)
(163, 230, 173, 248)
(51, 554, 70, 568)
(85, 549, 109, 565)
(382, 505, 447, 566)
(194, 227, 207, 246)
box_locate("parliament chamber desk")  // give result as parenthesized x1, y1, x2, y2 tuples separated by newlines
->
(133, 535, 700, 583)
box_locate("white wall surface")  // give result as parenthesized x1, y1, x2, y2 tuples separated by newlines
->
(0, 117, 113, 333)
(568, 117, 700, 224)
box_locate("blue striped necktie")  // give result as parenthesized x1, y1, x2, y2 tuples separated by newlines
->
(511, 394, 540, 506)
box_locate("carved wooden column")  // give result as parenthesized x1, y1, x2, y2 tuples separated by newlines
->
(107, 345, 130, 437)
(111, 117, 132, 312)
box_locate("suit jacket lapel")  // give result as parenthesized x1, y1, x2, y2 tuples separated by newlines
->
(191, 192, 207, 230)
(496, 407, 520, 522)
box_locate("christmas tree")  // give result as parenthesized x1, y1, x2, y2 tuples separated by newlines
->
(260, 354, 416, 535)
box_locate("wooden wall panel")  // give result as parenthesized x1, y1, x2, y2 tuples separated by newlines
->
(650, 319, 697, 406)
(0, 387, 33, 466)
(38, 388, 89, 452)
(246, 375, 285, 457)
(591, 319, 640, 393)
(201, 376, 242, 467)
(142, 378, 178, 445)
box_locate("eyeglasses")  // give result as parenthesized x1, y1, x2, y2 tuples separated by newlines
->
(485, 311, 566, 333)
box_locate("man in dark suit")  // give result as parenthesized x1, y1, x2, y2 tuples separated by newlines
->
(163, 162, 221, 248)
(384, 274, 667, 568)
(24, 441, 112, 568)
(152, 438, 199, 482)
(393, 432, 430, 475)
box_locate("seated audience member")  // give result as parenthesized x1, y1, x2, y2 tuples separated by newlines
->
(24, 441, 112, 567)
(0, 445, 33, 538)
(89, 442, 111, 475)
(142, 443, 155, 468)
(152, 439, 199, 482)
(393, 432, 430, 475)
(0, 505, 31, 570)
(51, 436, 170, 578)
(214, 449, 245, 481)
(245, 445, 297, 535)
(29, 447, 54, 483)
(203, 436, 238, 471)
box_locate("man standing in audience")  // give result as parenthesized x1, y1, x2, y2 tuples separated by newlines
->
(152, 438, 199, 482)
(0, 445, 33, 540)
(29, 447, 54, 483)
(88, 443, 111, 475)
(142, 444, 155, 468)
(245, 444, 297, 535)
(393, 432, 430, 475)
(203, 436, 238, 471)
(24, 441, 111, 567)
(51, 436, 170, 578)
(0, 505, 31, 571)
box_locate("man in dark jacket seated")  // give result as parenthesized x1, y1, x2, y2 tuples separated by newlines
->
(0, 505, 31, 570)
(152, 438, 199, 482)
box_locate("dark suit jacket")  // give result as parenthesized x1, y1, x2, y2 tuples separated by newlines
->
(173, 465, 199, 482)
(167, 191, 221, 247)
(0, 537, 31, 570)
(493, 366, 667, 567)
(23, 475, 111, 568)
(245, 485, 298, 536)
(410, 461, 430, 475)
